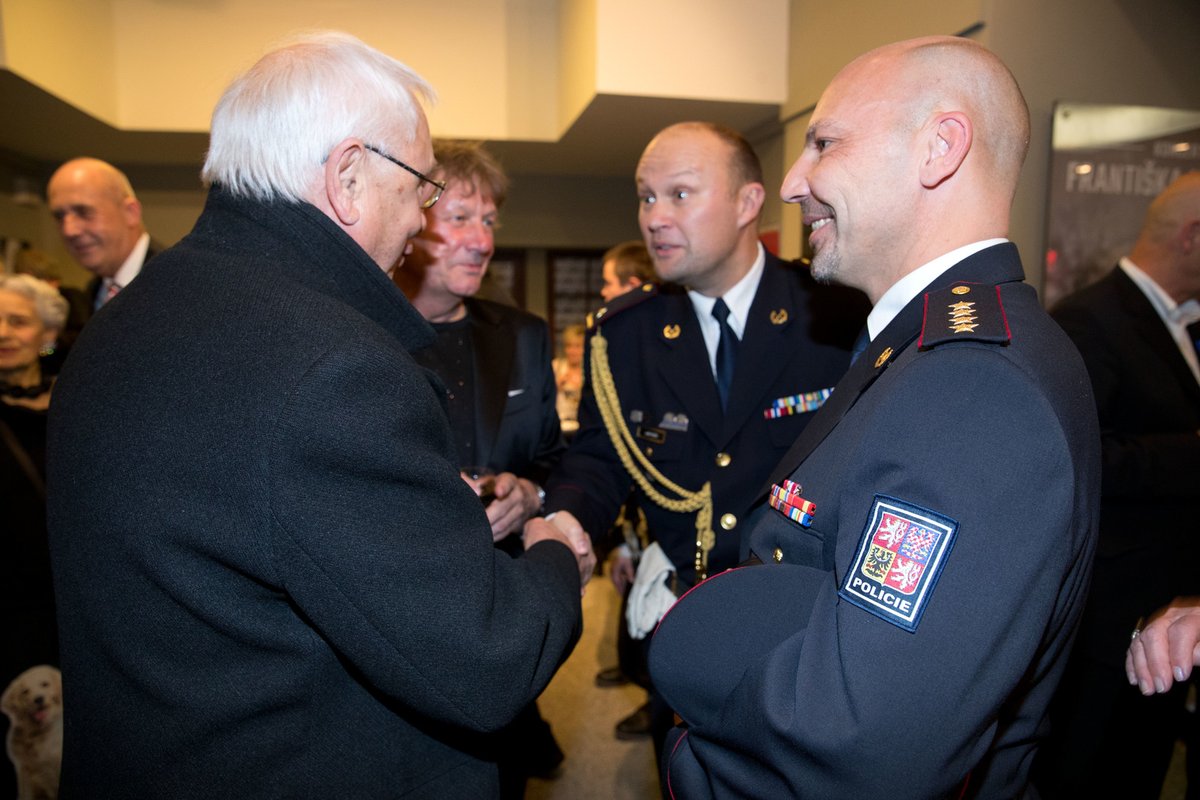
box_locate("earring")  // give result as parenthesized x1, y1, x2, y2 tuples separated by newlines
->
(39, 342, 57, 357)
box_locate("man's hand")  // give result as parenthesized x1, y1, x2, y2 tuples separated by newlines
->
(524, 510, 596, 593)
(474, 472, 541, 543)
(1126, 596, 1200, 696)
(611, 548, 637, 595)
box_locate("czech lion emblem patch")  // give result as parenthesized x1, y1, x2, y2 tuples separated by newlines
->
(839, 495, 957, 632)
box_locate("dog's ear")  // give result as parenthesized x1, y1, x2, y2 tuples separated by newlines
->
(1, 676, 16, 716)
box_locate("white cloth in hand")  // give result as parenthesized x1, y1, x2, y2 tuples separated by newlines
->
(626, 541, 677, 640)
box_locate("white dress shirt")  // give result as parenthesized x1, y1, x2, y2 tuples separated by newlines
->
(687, 242, 766, 378)
(1120, 257, 1200, 385)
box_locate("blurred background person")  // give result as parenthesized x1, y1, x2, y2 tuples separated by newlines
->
(1037, 171, 1200, 799)
(393, 139, 565, 796)
(600, 239, 656, 303)
(0, 273, 68, 798)
(553, 323, 584, 437)
(11, 246, 88, 371)
(46, 157, 157, 314)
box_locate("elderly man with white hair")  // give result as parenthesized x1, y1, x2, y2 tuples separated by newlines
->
(47, 31, 592, 799)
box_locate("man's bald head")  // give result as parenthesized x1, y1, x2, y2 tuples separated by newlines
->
(48, 158, 146, 278)
(841, 36, 1030, 196)
(781, 36, 1030, 300)
(1129, 171, 1200, 303)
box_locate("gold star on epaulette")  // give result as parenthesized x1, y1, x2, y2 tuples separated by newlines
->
(947, 301, 978, 334)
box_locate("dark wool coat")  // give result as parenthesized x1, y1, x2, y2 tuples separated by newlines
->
(47, 189, 582, 799)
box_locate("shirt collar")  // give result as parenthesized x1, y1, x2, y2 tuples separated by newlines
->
(110, 233, 151, 290)
(1122, 258, 1200, 326)
(687, 242, 766, 339)
(867, 239, 1008, 340)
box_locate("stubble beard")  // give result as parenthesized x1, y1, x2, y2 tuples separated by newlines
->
(809, 246, 840, 286)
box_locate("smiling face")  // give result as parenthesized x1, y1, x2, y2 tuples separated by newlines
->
(0, 289, 55, 378)
(780, 53, 921, 300)
(407, 177, 497, 307)
(1, 665, 62, 731)
(636, 126, 757, 297)
(48, 160, 144, 278)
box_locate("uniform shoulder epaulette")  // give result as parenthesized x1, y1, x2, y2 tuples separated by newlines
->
(586, 282, 659, 332)
(918, 281, 1011, 350)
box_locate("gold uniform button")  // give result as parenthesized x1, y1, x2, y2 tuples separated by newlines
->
(715, 452, 732, 468)
(720, 513, 737, 530)
(773, 547, 783, 563)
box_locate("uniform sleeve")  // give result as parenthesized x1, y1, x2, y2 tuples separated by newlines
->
(654, 347, 1093, 798)
(543, 331, 634, 543)
(1054, 304, 1200, 500)
(266, 337, 582, 733)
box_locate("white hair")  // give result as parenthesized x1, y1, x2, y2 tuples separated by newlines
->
(201, 30, 435, 203)
(0, 274, 69, 331)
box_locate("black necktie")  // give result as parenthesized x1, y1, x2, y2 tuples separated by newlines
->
(1188, 320, 1200, 362)
(712, 298, 739, 410)
(849, 326, 870, 365)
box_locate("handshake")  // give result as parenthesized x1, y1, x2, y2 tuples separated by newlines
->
(523, 510, 596, 594)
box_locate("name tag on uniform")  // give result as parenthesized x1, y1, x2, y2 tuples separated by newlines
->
(839, 495, 957, 633)
(636, 426, 667, 445)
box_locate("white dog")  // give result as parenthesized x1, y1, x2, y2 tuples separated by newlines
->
(2, 665, 62, 800)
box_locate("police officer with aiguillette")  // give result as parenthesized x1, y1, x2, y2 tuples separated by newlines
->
(543, 120, 864, 765)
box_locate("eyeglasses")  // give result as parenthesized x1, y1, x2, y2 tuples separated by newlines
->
(364, 145, 446, 208)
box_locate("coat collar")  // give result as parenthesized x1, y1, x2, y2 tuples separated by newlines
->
(197, 187, 435, 353)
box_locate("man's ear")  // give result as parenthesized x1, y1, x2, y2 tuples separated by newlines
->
(737, 182, 766, 228)
(1178, 219, 1200, 255)
(323, 139, 369, 226)
(122, 196, 143, 228)
(920, 112, 971, 189)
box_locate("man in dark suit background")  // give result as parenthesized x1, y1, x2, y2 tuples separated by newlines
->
(393, 140, 566, 795)
(394, 140, 563, 550)
(544, 121, 864, 766)
(47, 157, 157, 314)
(47, 31, 593, 798)
(1036, 171, 1200, 799)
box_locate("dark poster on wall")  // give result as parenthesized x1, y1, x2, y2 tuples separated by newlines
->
(1043, 102, 1200, 309)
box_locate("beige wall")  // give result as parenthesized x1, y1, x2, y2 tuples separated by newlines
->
(780, 0, 1200, 295)
(1, 0, 119, 121)
(596, 0, 787, 104)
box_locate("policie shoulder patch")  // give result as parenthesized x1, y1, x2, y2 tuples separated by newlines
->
(839, 495, 957, 633)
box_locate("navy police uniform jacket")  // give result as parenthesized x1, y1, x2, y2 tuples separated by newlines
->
(545, 251, 863, 586)
(649, 243, 1101, 799)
